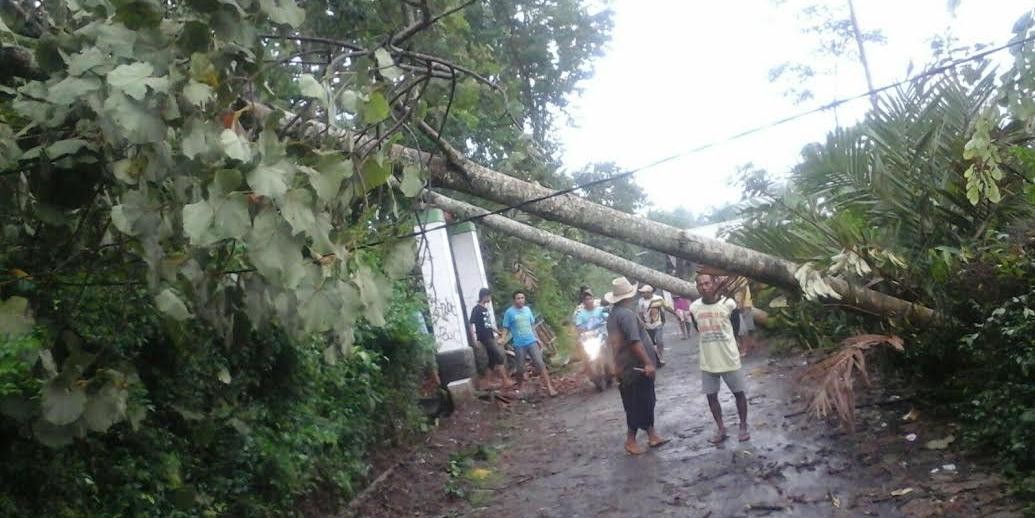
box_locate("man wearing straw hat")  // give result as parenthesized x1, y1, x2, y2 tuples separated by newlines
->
(605, 277, 668, 455)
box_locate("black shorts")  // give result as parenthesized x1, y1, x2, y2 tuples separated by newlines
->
(480, 336, 504, 369)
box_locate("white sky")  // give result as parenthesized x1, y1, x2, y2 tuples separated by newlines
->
(559, 0, 1034, 216)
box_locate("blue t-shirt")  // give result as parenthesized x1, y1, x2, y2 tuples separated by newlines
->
(503, 305, 537, 348)
(575, 306, 606, 331)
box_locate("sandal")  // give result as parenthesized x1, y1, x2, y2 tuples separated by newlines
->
(708, 431, 729, 444)
(648, 438, 670, 448)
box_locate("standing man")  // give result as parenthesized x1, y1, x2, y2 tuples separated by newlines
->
(605, 277, 667, 455)
(689, 274, 750, 443)
(502, 291, 558, 397)
(470, 288, 514, 389)
(637, 285, 676, 367)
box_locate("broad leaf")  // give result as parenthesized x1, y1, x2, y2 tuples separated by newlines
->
(42, 382, 87, 426)
(156, 288, 192, 320)
(399, 165, 423, 197)
(281, 189, 316, 236)
(248, 161, 294, 200)
(183, 80, 215, 107)
(182, 200, 214, 244)
(107, 62, 168, 101)
(0, 296, 34, 337)
(363, 91, 390, 124)
(220, 129, 253, 162)
(258, 0, 305, 28)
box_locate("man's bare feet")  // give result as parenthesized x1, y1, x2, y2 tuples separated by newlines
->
(738, 426, 750, 442)
(625, 441, 646, 455)
(547, 388, 558, 397)
(708, 428, 729, 444)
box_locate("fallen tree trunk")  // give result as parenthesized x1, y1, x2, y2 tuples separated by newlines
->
(290, 113, 939, 324)
(406, 124, 938, 324)
(426, 191, 701, 299)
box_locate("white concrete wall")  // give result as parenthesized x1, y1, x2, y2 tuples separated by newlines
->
(416, 209, 468, 352)
(449, 223, 494, 327)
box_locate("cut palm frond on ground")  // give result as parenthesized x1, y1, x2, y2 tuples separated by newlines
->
(798, 334, 905, 430)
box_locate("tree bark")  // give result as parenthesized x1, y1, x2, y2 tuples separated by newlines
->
(403, 124, 939, 324)
(426, 191, 701, 299)
(288, 110, 940, 324)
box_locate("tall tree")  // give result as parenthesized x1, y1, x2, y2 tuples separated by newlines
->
(769, 0, 885, 115)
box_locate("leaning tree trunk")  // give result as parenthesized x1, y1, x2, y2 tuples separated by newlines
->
(400, 123, 939, 324)
(289, 110, 939, 323)
(426, 191, 701, 298)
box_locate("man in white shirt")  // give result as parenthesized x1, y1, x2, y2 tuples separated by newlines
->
(688, 274, 750, 443)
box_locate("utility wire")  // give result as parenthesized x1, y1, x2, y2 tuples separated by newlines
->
(363, 33, 1035, 247)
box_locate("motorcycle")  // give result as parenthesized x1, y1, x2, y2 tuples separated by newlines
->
(579, 328, 614, 392)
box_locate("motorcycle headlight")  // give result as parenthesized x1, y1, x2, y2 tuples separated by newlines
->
(583, 336, 602, 360)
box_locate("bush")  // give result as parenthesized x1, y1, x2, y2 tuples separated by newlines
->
(0, 281, 434, 516)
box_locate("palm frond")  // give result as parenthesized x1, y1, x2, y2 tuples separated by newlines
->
(798, 334, 905, 431)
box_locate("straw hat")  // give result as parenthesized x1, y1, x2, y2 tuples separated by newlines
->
(604, 276, 637, 304)
(638, 284, 654, 293)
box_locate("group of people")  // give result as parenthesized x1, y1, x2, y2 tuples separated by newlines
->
(467, 272, 755, 454)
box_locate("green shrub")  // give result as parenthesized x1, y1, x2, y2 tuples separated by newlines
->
(0, 280, 433, 516)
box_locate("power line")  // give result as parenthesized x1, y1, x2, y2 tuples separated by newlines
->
(363, 33, 1035, 247)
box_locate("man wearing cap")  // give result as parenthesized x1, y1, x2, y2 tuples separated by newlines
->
(605, 277, 668, 455)
(637, 284, 677, 366)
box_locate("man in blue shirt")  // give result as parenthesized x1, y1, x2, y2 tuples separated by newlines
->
(503, 290, 558, 397)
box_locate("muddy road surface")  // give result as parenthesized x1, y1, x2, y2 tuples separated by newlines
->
(345, 326, 1023, 517)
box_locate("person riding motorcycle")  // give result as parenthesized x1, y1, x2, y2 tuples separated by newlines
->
(574, 289, 614, 390)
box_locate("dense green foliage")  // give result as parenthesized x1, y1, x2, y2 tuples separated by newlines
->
(733, 13, 1035, 496)
(0, 0, 612, 514)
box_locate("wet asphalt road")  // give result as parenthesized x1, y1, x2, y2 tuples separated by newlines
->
(476, 326, 902, 518)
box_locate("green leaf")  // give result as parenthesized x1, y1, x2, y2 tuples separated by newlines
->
(112, 159, 137, 184)
(82, 384, 128, 433)
(156, 288, 192, 321)
(211, 193, 251, 240)
(107, 62, 168, 101)
(245, 208, 307, 289)
(354, 265, 388, 326)
(114, 0, 163, 30)
(298, 73, 325, 100)
(383, 239, 416, 279)
(211, 168, 243, 195)
(67, 47, 111, 75)
(281, 189, 316, 236)
(182, 200, 214, 244)
(46, 139, 91, 158)
(258, 0, 305, 28)
(399, 165, 424, 197)
(48, 76, 101, 106)
(32, 419, 78, 448)
(306, 153, 352, 201)
(363, 91, 390, 124)
(42, 382, 87, 426)
(182, 118, 215, 159)
(183, 80, 215, 107)
(220, 129, 253, 162)
(258, 129, 286, 164)
(82, 21, 138, 59)
(103, 90, 166, 144)
(374, 47, 403, 81)
(248, 160, 294, 200)
(360, 157, 391, 191)
(0, 297, 34, 337)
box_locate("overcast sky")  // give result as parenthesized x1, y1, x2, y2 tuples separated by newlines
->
(558, 0, 1034, 217)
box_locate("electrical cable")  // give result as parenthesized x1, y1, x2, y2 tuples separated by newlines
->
(361, 33, 1035, 247)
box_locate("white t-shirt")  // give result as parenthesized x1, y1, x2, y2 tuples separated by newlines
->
(689, 298, 740, 373)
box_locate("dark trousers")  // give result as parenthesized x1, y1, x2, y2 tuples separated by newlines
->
(619, 375, 656, 433)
